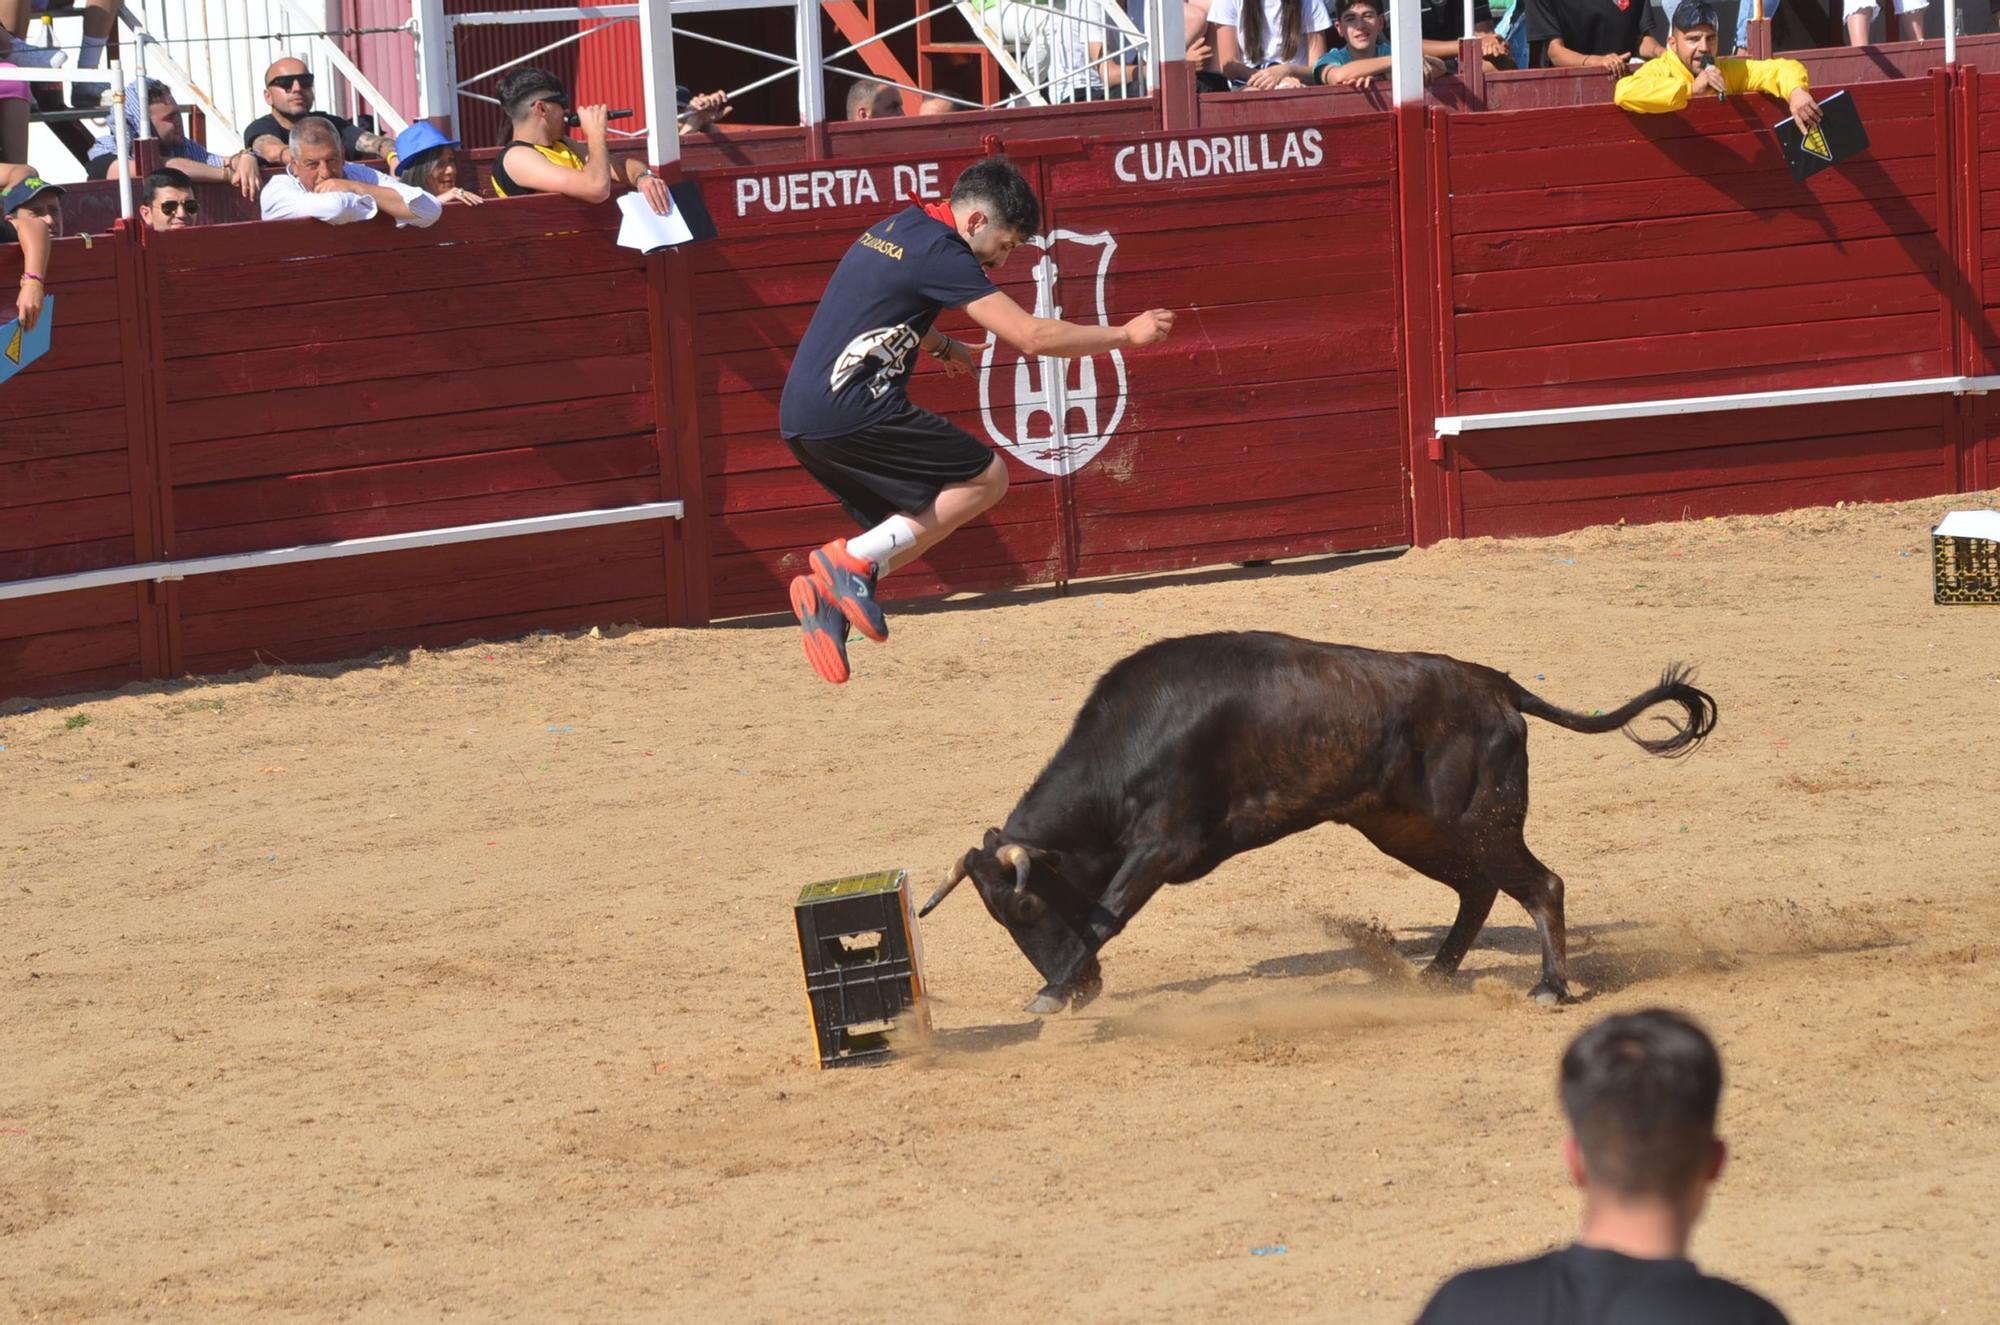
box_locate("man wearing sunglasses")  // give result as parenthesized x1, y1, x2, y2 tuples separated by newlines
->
(139, 168, 198, 233)
(244, 57, 393, 167)
(489, 67, 691, 215)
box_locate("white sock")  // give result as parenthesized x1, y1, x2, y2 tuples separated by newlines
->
(846, 516, 920, 576)
(79, 34, 107, 68)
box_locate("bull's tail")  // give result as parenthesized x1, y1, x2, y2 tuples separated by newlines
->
(1513, 663, 1717, 759)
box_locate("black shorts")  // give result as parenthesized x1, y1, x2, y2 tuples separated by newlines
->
(85, 153, 116, 181)
(784, 403, 995, 529)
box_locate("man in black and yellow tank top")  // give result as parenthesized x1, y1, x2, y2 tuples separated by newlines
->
(491, 67, 723, 214)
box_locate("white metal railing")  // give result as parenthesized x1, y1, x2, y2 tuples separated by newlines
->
(1435, 375, 2000, 436)
(10, 62, 133, 218)
(441, 0, 1156, 140)
(15, 0, 417, 158)
(0, 505, 685, 604)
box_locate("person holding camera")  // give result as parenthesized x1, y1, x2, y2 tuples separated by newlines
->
(490, 68, 724, 214)
(1614, 0, 1820, 128)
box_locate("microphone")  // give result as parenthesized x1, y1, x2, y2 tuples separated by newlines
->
(564, 108, 636, 126)
(1692, 51, 1723, 99)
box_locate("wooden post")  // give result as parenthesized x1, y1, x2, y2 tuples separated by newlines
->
(1745, 16, 1773, 57)
(1396, 103, 1452, 545)
(639, 0, 684, 175)
(647, 245, 710, 626)
(112, 219, 169, 679)
(1957, 67, 1990, 492)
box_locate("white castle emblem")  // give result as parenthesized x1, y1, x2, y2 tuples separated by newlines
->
(977, 230, 1128, 476)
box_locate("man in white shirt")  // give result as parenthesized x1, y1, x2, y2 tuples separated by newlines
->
(259, 117, 441, 228)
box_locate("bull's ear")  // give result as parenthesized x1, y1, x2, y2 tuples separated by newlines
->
(981, 826, 1003, 851)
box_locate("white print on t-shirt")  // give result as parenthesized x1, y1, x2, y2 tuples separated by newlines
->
(831, 325, 921, 400)
(978, 230, 1127, 477)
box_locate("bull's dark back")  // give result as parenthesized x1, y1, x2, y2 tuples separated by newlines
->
(794, 869, 932, 1068)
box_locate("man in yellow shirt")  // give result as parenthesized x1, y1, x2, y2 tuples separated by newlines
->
(1614, 0, 1822, 130)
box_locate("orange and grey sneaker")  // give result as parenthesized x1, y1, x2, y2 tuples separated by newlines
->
(809, 538, 889, 644)
(789, 573, 851, 685)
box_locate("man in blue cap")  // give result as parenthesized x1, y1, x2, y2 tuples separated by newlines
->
(393, 122, 483, 205)
(1, 164, 57, 332)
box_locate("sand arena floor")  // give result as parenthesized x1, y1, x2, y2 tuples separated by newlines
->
(4, 491, 1998, 1323)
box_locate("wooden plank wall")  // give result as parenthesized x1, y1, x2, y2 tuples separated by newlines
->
(0, 232, 155, 697)
(144, 199, 678, 676)
(1441, 76, 1966, 536)
(1048, 119, 1409, 577)
(7, 68, 2000, 702)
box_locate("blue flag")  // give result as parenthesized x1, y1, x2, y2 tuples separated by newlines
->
(0, 292, 54, 388)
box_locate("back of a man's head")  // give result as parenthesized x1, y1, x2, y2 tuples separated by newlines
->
(846, 78, 902, 120)
(950, 157, 1041, 238)
(497, 68, 567, 123)
(1561, 1008, 1723, 1200)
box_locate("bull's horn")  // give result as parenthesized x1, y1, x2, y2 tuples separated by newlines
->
(996, 844, 1033, 896)
(918, 855, 969, 918)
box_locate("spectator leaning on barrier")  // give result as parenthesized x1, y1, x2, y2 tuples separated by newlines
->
(1314, 1, 1446, 85)
(489, 67, 672, 215)
(1413, 1009, 1790, 1325)
(139, 166, 198, 232)
(846, 78, 904, 119)
(1211, 0, 1331, 88)
(1615, 1, 1819, 127)
(392, 122, 482, 205)
(244, 58, 393, 167)
(1415, 0, 1509, 63)
(680, 86, 731, 136)
(260, 116, 440, 229)
(1045, 6, 1142, 104)
(1527, 0, 1661, 72)
(87, 80, 260, 199)
(0, 163, 54, 330)
(1109, 0, 1215, 94)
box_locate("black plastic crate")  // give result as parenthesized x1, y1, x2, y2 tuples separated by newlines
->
(1932, 513, 2000, 605)
(794, 870, 930, 1069)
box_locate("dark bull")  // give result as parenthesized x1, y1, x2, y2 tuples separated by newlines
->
(921, 632, 1717, 1013)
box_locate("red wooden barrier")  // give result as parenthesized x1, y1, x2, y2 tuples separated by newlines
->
(1430, 74, 1970, 539)
(5, 62, 2000, 702)
(0, 228, 158, 696)
(139, 197, 685, 677)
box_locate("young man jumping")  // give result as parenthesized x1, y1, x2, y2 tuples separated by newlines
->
(778, 156, 1176, 684)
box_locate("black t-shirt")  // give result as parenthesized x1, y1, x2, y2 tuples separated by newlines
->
(779, 204, 999, 441)
(1415, 1245, 1790, 1325)
(1525, 0, 1650, 63)
(242, 110, 370, 157)
(1419, 0, 1495, 40)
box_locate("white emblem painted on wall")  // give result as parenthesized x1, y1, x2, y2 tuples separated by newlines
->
(978, 229, 1127, 477)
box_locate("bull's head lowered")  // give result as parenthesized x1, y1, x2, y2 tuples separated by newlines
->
(920, 828, 1104, 1014)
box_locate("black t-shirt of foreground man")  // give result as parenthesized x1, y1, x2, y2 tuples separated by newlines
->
(1414, 1009, 1790, 1325)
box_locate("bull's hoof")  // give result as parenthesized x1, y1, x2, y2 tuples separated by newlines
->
(1068, 972, 1104, 1012)
(1529, 983, 1572, 1008)
(1024, 992, 1068, 1016)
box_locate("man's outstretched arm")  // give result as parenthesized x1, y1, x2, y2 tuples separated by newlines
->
(963, 290, 1175, 358)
